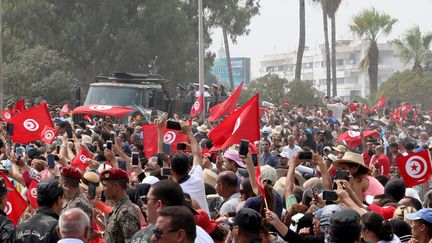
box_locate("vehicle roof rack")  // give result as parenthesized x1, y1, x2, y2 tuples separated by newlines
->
(94, 72, 167, 85)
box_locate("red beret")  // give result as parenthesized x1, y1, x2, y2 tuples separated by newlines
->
(61, 166, 82, 181)
(100, 168, 129, 181)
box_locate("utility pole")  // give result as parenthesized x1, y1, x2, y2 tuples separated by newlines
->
(198, 0, 205, 120)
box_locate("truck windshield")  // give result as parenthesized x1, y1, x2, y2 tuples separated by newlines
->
(84, 86, 142, 107)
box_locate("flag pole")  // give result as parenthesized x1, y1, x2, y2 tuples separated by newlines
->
(198, 0, 205, 120)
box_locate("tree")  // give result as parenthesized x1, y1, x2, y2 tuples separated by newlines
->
(4, 46, 78, 104)
(207, 0, 260, 91)
(392, 26, 432, 72)
(320, 0, 331, 97)
(327, 0, 341, 97)
(349, 8, 397, 96)
(241, 74, 287, 105)
(3, 0, 214, 85)
(295, 0, 306, 80)
(286, 79, 324, 107)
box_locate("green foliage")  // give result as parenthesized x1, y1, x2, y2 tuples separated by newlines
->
(286, 79, 324, 107)
(392, 26, 432, 72)
(240, 74, 287, 105)
(4, 46, 78, 105)
(375, 70, 432, 106)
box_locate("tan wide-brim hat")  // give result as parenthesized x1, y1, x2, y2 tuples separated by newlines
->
(197, 125, 209, 133)
(333, 144, 346, 153)
(202, 168, 217, 186)
(333, 151, 371, 172)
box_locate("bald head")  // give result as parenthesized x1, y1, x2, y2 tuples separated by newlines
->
(217, 171, 238, 188)
(375, 145, 385, 154)
(59, 208, 90, 241)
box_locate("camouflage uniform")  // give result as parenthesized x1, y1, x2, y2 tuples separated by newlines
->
(62, 189, 93, 232)
(105, 195, 140, 243)
(0, 210, 14, 242)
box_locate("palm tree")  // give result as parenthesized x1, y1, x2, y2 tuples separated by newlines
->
(295, 0, 306, 80)
(350, 8, 397, 96)
(320, 0, 331, 97)
(392, 26, 432, 72)
(327, 0, 341, 97)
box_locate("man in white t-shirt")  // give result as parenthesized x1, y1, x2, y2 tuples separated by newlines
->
(327, 101, 346, 124)
(281, 135, 302, 163)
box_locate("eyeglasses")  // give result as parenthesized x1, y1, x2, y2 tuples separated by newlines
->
(140, 195, 158, 205)
(152, 228, 179, 239)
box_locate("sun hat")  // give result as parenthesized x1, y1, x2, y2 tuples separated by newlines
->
(223, 150, 246, 168)
(202, 169, 217, 186)
(80, 171, 104, 193)
(260, 165, 277, 186)
(333, 144, 346, 153)
(197, 125, 209, 133)
(333, 151, 371, 172)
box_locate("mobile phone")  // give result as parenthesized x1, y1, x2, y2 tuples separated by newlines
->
(110, 133, 116, 145)
(118, 160, 127, 171)
(88, 183, 96, 200)
(161, 167, 171, 176)
(157, 153, 164, 166)
(47, 154, 55, 169)
(65, 123, 73, 139)
(335, 170, 350, 181)
(299, 151, 313, 160)
(176, 143, 187, 150)
(16, 147, 24, 157)
(56, 145, 60, 154)
(322, 190, 338, 201)
(239, 140, 249, 158)
(166, 120, 181, 130)
(132, 152, 139, 166)
(163, 143, 171, 155)
(6, 124, 14, 136)
(106, 140, 113, 150)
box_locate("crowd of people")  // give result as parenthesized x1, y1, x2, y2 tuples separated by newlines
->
(1, 95, 432, 243)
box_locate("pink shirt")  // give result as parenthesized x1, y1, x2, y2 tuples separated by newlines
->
(363, 176, 384, 201)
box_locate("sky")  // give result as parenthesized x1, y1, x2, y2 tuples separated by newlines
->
(209, 0, 432, 78)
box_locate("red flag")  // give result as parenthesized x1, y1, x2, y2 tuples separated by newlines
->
(1, 172, 28, 225)
(391, 107, 401, 121)
(401, 103, 413, 118)
(334, 130, 380, 149)
(83, 114, 93, 124)
(282, 99, 292, 107)
(25, 179, 39, 209)
(12, 99, 25, 116)
(255, 163, 267, 199)
(369, 96, 386, 112)
(71, 148, 92, 171)
(72, 105, 134, 118)
(60, 104, 72, 116)
(40, 125, 57, 144)
(142, 125, 189, 157)
(396, 150, 432, 187)
(2, 110, 12, 122)
(9, 102, 54, 144)
(190, 93, 204, 118)
(209, 94, 260, 151)
(208, 82, 243, 121)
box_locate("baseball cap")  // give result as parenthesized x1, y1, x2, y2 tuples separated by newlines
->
(38, 179, 64, 201)
(368, 204, 396, 220)
(233, 208, 262, 233)
(223, 150, 246, 168)
(406, 208, 432, 223)
(194, 209, 218, 234)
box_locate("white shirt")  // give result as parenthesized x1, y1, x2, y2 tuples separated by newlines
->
(327, 103, 346, 123)
(195, 225, 213, 243)
(181, 164, 210, 213)
(58, 239, 84, 243)
(282, 145, 302, 160)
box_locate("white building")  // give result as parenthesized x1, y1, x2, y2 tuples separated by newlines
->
(260, 40, 405, 100)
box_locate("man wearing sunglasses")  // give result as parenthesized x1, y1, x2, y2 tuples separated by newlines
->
(151, 206, 196, 243)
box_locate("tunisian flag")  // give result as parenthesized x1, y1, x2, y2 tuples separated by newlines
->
(396, 150, 432, 187)
(142, 125, 189, 157)
(208, 82, 243, 121)
(209, 94, 260, 151)
(334, 130, 380, 149)
(12, 99, 25, 116)
(25, 179, 39, 209)
(60, 104, 72, 116)
(71, 148, 92, 171)
(255, 163, 267, 199)
(40, 125, 57, 144)
(73, 105, 134, 118)
(1, 172, 28, 225)
(2, 110, 12, 122)
(369, 95, 386, 112)
(190, 93, 204, 118)
(8, 102, 54, 144)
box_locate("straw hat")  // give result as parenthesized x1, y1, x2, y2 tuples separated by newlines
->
(202, 168, 217, 186)
(379, 117, 390, 126)
(333, 144, 346, 153)
(80, 172, 104, 193)
(333, 151, 370, 172)
(197, 125, 209, 133)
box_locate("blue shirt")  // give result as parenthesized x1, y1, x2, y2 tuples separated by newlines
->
(260, 153, 279, 168)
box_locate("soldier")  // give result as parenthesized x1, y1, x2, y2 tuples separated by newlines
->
(219, 84, 227, 96)
(100, 168, 140, 243)
(61, 166, 93, 234)
(176, 84, 186, 99)
(14, 179, 64, 243)
(0, 178, 14, 242)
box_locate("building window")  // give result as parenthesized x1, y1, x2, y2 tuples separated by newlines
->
(337, 78, 344, 84)
(337, 59, 344, 66)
